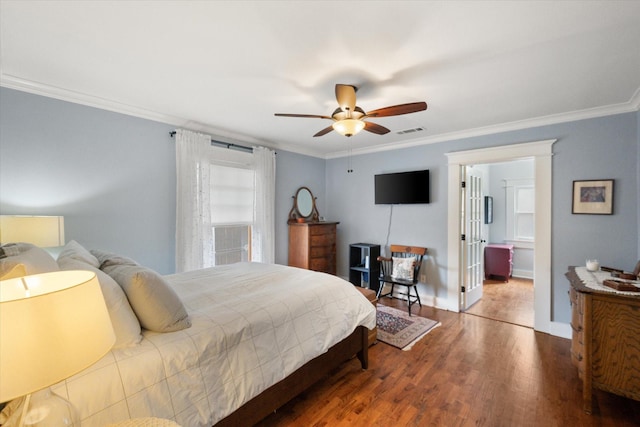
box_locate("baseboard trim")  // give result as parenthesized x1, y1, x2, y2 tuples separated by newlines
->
(512, 269, 534, 279)
(549, 321, 572, 339)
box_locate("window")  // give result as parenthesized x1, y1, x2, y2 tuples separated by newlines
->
(514, 186, 534, 240)
(505, 179, 534, 242)
(175, 129, 275, 272)
(213, 225, 250, 265)
(210, 157, 254, 266)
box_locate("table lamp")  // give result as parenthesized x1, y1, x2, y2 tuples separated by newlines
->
(0, 215, 65, 247)
(0, 270, 115, 426)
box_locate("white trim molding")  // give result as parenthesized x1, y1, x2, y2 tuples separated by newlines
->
(445, 139, 557, 335)
(1, 74, 637, 161)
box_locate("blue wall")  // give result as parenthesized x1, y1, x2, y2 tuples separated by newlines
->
(1, 87, 638, 325)
(325, 112, 638, 323)
(1, 88, 177, 273)
(274, 150, 326, 265)
(0, 88, 326, 272)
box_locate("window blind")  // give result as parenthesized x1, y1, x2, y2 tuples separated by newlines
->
(210, 164, 255, 225)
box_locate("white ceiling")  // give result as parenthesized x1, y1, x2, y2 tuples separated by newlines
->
(1, 1, 639, 158)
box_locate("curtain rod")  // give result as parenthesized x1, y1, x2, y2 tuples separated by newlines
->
(169, 131, 253, 153)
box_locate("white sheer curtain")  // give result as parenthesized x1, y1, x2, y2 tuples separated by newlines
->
(175, 129, 215, 272)
(251, 146, 276, 263)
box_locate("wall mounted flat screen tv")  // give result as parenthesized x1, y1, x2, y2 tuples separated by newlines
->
(375, 170, 430, 204)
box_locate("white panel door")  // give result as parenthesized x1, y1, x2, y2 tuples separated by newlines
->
(461, 166, 485, 310)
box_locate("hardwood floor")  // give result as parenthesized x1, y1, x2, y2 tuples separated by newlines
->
(465, 277, 534, 328)
(257, 298, 640, 427)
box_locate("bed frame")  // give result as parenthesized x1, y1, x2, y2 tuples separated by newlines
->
(214, 325, 369, 426)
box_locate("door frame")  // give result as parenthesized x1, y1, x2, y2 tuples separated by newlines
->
(445, 139, 556, 334)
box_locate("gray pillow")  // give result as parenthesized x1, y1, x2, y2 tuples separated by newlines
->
(90, 249, 139, 269)
(103, 264, 191, 333)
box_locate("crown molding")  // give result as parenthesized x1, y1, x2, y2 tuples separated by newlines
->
(2, 73, 636, 161)
(0, 74, 329, 158)
(1, 74, 184, 125)
(325, 90, 640, 159)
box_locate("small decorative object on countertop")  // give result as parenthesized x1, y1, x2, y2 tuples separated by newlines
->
(586, 259, 599, 272)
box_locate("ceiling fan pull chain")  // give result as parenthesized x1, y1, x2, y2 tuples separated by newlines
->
(347, 144, 354, 173)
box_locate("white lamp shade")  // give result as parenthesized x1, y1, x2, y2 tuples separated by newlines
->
(0, 270, 116, 402)
(332, 119, 366, 137)
(0, 215, 65, 247)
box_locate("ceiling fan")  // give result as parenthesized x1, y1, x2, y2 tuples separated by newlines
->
(275, 84, 427, 137)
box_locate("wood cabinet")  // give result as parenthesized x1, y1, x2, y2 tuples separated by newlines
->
(566, 267, 640, 413)
(484, 244, 514, 281)
(288, 222, 338, 275)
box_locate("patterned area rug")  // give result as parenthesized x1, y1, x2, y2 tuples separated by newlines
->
(376, 305, 441, 351)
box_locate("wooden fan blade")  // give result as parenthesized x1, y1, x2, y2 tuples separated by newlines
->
(364, 121, 390, 135)
(366, 102, 427, 118)
(335, 84, 357, 113)
(313, 125, 334, 137)
(275, 113, 333, 120)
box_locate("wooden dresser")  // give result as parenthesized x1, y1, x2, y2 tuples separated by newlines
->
(288, 222, 338, 275)
(566, 267, 640, 413)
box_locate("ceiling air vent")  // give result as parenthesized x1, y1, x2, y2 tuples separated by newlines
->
(396, 127, 425, 135)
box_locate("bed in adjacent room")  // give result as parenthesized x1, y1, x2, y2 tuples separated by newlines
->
(0, 242, 377, 426)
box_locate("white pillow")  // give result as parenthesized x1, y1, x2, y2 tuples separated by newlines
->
(58, 240, 100, 267)
(391, 256, 416, 281)
(0, 243, 60, 277)
(57, 257, 142, 348)
(103, 264, 191, 333)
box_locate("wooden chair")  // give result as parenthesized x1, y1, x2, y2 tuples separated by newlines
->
(376, 245, 427, 316)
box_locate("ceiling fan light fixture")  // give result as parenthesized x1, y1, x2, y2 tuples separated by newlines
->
(332, 119, 365, 137)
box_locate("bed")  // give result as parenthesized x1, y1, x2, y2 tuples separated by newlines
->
(0, 242, 376, 426)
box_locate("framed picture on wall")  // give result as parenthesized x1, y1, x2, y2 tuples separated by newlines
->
(572, 179, 614, 215)
(484, 196, 493, 224)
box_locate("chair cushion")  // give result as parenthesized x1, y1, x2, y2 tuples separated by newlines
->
(392, 256, 416, 281)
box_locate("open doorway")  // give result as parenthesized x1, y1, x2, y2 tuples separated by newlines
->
(445, 140, 555, 334)
(466, 277, 534, 327)
(464, 159, 535, 328)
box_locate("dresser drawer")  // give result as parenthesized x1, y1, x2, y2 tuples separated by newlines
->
(571, 342, 584, 374)
(310, 258, 335, 273)
(309, 224, 336, 236)
(310, 233, 336, 246)
(288, 222, 338, 275)
(310, 245, 334, 257)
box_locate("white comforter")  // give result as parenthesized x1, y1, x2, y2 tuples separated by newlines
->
(53, 263, 376, 426)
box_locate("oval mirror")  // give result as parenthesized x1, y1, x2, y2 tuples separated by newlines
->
(296, 188, 313, 218)
(288, 187, 320, 223)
